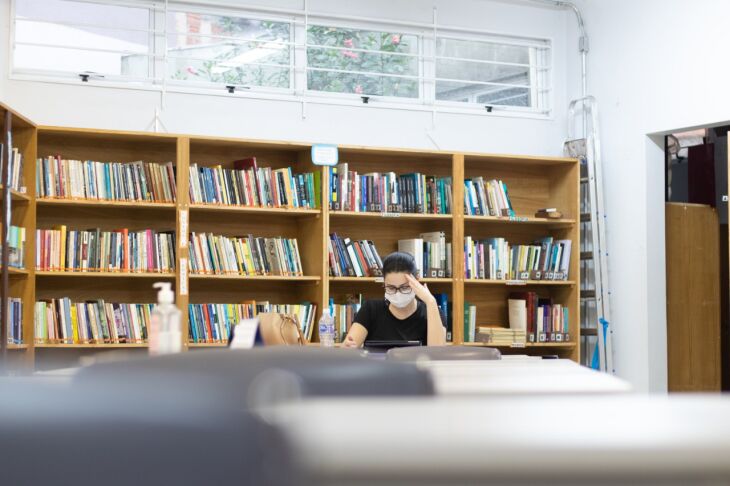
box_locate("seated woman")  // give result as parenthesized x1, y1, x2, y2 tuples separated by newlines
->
(342, 251, 446, 348)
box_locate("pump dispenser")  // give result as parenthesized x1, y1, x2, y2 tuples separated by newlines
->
(149, 282, 182, 355)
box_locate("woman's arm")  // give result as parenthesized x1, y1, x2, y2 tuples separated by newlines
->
(405, 274, 446, 346)
(342, 322, 368, 348)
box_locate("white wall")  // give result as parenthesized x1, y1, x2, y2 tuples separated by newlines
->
(575, 0, 730, 392)
(0, 0, 571, 156)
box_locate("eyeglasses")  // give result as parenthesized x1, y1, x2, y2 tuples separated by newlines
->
(384, 284, 413, 295)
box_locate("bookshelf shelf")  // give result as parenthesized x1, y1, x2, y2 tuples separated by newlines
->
(3, 267, 29, 277)
(329, 276, 452, 284)
(462, 341, 577, 348)
(7, 343, 29, 350)
(189, 274, 320, 282)
(189, 204, 320, 216)
(330, 211, 451, 220)
(0, 104, 580, 366)
(0, 187, 31, 202)
(35, 271, 176, 278)
(36, 199, 176, 209)
(35, 343, 148, 349)
(464, 279, 575, 286)
(463, 215, 575, 227)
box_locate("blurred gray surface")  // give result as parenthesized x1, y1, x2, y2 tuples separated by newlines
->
(264, 394, 730, 485)
(386, 345, 501, 362)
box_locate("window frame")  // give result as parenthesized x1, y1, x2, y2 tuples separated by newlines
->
(8, 0, 554, 119)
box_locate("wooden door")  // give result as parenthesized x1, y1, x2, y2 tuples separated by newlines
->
(666, 202, 721, 391)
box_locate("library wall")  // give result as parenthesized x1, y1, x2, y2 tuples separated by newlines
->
(573, 0, 730, 392)
(0, 0, 572, 157)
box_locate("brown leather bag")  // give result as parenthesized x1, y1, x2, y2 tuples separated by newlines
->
(257, 312, 308, 346)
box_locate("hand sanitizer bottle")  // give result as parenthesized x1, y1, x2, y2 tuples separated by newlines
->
(149, 282, 182, 355)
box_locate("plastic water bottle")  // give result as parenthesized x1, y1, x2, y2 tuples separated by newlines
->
(149, 282, 182, 356)
(318, 310, 335, 348)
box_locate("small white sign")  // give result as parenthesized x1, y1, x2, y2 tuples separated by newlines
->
(179, 258, 188, 295)
(230, 318, 259, 349)
(311, 144, 339, 166)
(179, 209, 188, 248)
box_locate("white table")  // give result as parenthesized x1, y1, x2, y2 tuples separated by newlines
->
(264, 394, 730, 485)
(420, 358, 631, 395)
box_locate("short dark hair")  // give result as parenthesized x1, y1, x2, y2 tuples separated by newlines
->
(382, 251, 417, 276)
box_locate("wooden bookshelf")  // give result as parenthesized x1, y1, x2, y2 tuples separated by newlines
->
(0, 103, 579, 366)
(1, 102, 36, 370)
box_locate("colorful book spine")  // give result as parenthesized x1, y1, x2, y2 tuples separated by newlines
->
(35, 227, 175, 273)
(188, 163, 319, 209)
(36, 157, 176, 203)
(328, 234, 383, 278)
(1, 147, 25, 193)
(0, 225, 26, 268)
(188, 302, 317, 343)
(188, 233, 303, 277)
(4, 297, 23, 344)
(34, 299, 153, 344)
(463, 178, 514, 217)
(329, 294, 363, 343)
(464, 236, 572, 281)
(327, 164, 451, 215)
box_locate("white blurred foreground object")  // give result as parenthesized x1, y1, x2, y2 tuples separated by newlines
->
(421, 358, 630, 395)
(230, 319, 259, 349)
(266, 395, 730, 485)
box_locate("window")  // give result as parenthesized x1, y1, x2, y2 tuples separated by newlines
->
(165, 10, 292, 89)
(11, 0, 551, 115)
(306, 25, 419, 98)
(435, 36, 549, 109)
(13, 0, 153, 80)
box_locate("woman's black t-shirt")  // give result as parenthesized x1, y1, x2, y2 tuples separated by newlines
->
(354, 299, 429, 344)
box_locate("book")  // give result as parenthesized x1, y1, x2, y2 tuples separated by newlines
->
(34, 299, 153, 344)
(187, 302, 317, 343)
(397, 239, 424, 278)
(189, 162, 319, 209)
(475, 327, 526, 346)
(4, 297, 23, 344)
(433, 293, 451, 341)
(329, 294, 363, 343)
(463, 178, 514, 217)
(0, 225, 26, 268)
(36, 157, 176, 203)
(328, 234, 383, 277)
(327, 166, 452, 215)
(464, 236, 571, 281)
(398, 234, 451, 279)
(0, 147, 25, 193)
(535, 208, 563, 219)
(188, 233, 303, 277)
(463, 302, 476, 343)
(36, 227, 175, 273)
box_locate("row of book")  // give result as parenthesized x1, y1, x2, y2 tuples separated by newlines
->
(36, 157, 177, 203)
(464, 178, 514, 217)
(0, 225, 26, 268)
(329, 294, 363, 343)
(398, 232, 452, 278)
(509, 292, 570, 343)
(328, 164, 452, 214)
(464, 236, 572, 281)
(189, 302, 317, 343)
(34, 299, 152, 343)
(328, 234, 383, 278)
(36, 227, 176, 273)
(1, 146, 25, 193)
(188, 158, 320, 209)
(5, 297, 23, 344)
(189, 233, 303, 276)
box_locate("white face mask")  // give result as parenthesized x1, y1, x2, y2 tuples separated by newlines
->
(386, 291, 416, 309)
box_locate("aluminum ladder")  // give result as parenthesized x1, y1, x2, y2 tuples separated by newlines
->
(564, 96, 614, 373)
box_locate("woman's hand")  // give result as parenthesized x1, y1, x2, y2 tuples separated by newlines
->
(342, 333, 359, 348)
(405, 274, 436, 305)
